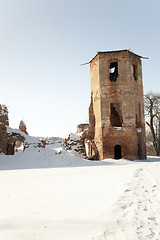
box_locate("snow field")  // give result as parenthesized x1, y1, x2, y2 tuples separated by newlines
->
(93, 162, 160, 240)
(0, 143, 160, 240)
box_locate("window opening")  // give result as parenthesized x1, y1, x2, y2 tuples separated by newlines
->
(114, 145, 122, 159)
(110, 103, 123, 127)
(133, 65, 138, 80)
(109, 62, 118, 82)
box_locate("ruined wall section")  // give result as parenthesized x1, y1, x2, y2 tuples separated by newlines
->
(0, 105, 9, 154)
(0, 105, 26, 155)
(0, 105, 9, 126)
(89, 55, 103, 159)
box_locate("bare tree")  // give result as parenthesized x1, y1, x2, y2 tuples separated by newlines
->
(144, 92, 160, 156)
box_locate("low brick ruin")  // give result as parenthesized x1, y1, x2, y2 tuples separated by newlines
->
(0, 105, 10, 154)
(0, 105, 25, 155)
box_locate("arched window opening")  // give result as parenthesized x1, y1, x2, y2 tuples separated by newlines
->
(110, 103, 123, 127)
(133, 64, 138, 81)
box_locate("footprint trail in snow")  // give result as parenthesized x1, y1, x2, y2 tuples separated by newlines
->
(93, 165, 160, 240)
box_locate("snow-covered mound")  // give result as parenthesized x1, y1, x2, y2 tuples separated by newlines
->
(7, 126, 41, 148)
(0, 141, 131, 171)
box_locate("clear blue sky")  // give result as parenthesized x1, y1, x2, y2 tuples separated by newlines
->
(0, 0, 159, 137)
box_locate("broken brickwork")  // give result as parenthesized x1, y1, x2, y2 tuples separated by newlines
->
(88, 50, 146, 160)
(19, 120, 28, 134)
(0, 105, 25, 155)
(77, 123, 89, 133)
(0, 105, 9, 154)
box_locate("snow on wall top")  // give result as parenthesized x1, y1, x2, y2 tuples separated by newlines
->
(7, 126, 40, 145)
(0, 105, 8, 117)
(68, 133, 83, 141)
(19, 120, 26, 127)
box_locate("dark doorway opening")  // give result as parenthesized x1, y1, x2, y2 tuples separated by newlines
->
(7, 143, 15, 155)
(114, 145, 122, 159)
(138, 144, 142, 159)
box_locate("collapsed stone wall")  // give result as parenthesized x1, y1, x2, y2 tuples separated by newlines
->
(0, 105, 25, 155)
(63, 133, 86, 157)
(7, 131, 25, 155)
(0, 105, 10, 154)
(0, 105, 27, 155)
(63, 130, 98, 160)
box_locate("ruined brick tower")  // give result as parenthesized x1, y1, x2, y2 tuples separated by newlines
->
(88, 50, 146, 160)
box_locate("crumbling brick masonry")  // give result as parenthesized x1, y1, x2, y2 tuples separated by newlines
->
(0, 105, 24, 155)
(88, 50, 146, 160)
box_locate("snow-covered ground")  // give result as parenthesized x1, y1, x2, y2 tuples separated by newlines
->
(0, 142, 160, 240)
